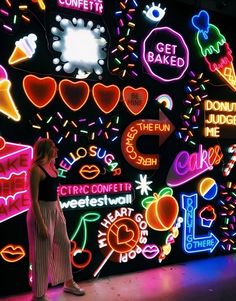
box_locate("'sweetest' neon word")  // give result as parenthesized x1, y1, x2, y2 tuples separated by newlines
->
(142, 27, 189, 82)
(167, 144, 223, 187)
(57, 0, 104, 15)
(181, 193, 219, 253)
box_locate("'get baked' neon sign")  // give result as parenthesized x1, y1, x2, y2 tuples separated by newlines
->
(142, 27, 189, 82)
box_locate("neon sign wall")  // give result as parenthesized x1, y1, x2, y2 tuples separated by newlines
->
(1, 0, 236, 296)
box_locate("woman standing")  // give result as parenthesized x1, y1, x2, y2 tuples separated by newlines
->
(27, 138, 85, 301)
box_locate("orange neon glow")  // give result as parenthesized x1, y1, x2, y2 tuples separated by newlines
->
(70, 241, 92, 269)
(199, 205, 217, 224)
(79, 165, 100, 180)
(107, 217, 140, 253)
(31, 0, 46, 10)
(23, 75, 57, 108)
(145, 194, 179, 231)
(0, 244, 26, 262)
(8, 46, 28, 65)
(92, 83, 120, 114)
(58, 80, 90, 111)
(0, 79, 21, 121)
(162, 244, 171, 255)
(122, 86, 148, 115)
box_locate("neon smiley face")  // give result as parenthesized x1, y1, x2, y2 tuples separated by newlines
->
(143, 3, 166, 23)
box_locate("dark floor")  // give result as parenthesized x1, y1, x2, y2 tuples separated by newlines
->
(2, 254, 236, 301)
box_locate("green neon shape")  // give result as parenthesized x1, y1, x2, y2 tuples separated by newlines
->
(141, 187, 173, 208)
(141, 196, 154, 209)
(70, 212, 100, 249)
(158, 187, 173, 197)
(196, 24, 226, 57)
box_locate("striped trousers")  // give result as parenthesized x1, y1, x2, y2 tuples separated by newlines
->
(27, 201, 73, 297)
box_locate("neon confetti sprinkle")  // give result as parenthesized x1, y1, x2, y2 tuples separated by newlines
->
(218, 182, 236, 252)
(30, 113, 120, 143)
(110, 0, 139, 78)
(176, 71, 209, 147)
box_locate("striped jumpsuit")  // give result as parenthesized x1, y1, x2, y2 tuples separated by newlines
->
(27, 166, 72, 297)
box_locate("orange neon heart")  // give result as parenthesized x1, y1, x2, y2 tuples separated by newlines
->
(117, 225, 135, 244)
(23, 75, 57, 108)
(92, 83, 120, 114)
(122, 86, 149, 115)
(59, 80, 90, 111)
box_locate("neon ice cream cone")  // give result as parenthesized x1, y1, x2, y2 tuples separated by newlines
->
(192, 10, 236, 91)
(8, 33, 37, 65)
(0, 79, 21, 121)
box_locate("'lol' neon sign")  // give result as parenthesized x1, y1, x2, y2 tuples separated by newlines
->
(142, 27, 189, 82)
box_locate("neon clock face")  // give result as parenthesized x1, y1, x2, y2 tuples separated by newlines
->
(51, 15, 107, 79)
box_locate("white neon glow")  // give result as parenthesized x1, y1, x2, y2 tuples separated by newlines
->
(143, 3, 166, 23)
(135, 174, 152, 196)
(51, 16, 107, 79)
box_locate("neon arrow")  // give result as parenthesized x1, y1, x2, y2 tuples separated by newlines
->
(121, 110, 175, 170)
(181, 193, 219, 253)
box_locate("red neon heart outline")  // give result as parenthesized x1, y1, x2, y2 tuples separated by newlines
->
(59, 80, 90, 111)
(122, 86, 148, 115)
(23, 75, 57, 108)
(92, 83, 120, 114)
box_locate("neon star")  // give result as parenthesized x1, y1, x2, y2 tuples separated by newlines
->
(135, 174, 152, 195)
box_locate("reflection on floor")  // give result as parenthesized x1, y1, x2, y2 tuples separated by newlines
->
(3, 254, 236, 301)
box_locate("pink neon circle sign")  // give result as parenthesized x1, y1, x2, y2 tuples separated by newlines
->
(142, 27, 189, 82)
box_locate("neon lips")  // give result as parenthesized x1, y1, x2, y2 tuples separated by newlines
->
(167, 144, 223, 187)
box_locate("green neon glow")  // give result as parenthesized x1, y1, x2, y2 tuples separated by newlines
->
(141, 196, 154, 209)
(70, 212, 100, 249)
(196, 24, 226, 57)
(141, 187, 173, 208)
(158, 187, 173, 197)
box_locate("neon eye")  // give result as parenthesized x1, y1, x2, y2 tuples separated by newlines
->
(143, 3, 166, 23)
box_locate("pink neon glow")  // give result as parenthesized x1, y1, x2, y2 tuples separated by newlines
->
(0, 171, 27, 203)
(204, 42, 233, 72)
(0, 140, 33, 223)
(0, 65, 8, 80)
(142, 27, 189, 82)
(167, 145, 222, 187)
(57, 0, 104, 15)
(58, 182, 132, 197)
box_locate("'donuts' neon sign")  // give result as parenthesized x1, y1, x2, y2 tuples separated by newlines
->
(142, 27, 189, 82)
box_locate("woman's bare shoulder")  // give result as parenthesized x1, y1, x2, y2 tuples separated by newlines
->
(30, 164, 42, 175)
